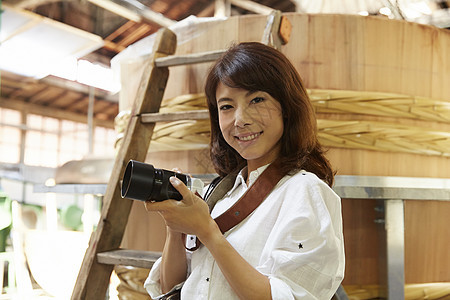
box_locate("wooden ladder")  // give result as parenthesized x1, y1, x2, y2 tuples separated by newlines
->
(71, 11, 290, 300)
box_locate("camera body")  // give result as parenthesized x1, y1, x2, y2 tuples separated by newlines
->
(121, 160, 204, 202)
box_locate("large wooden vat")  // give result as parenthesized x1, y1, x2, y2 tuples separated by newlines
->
(116, 13, 450, 290)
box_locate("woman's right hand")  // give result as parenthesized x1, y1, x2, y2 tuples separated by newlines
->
(144, 176, 220, 241)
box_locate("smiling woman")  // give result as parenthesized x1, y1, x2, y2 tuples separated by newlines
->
(108, 13, 450, 300)
(205, 42, 334, 185)
(144, 42, 344, 300)
(216, 84, 284, 173)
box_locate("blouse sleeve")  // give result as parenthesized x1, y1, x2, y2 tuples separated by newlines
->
(256, 173, 345, 299)
(144, 253, 192, 299)
(144, 257, 164, 299)
(143, 184, 212, 298)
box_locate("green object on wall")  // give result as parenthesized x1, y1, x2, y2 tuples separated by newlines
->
(60, 204, 83, 231)
(0, 191, 12, 252)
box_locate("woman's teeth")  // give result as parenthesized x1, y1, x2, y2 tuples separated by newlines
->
(237, 133, 260, 141)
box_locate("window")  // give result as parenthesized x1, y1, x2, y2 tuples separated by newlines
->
(24, 114, 60, 167)
(93, 126, 117, 157)
(0, 108, 22, 163)
(0, 108, 116, 167)
(59, 120, 89, 165)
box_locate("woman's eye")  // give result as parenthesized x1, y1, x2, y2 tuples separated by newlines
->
(251, 97, 265, 104)
(219, 104, 233, 111)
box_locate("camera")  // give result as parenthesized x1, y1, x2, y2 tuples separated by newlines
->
(121, 160, 204, 202)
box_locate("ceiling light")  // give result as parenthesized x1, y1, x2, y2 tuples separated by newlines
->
(51, 58, 120, 93)
(0, 5, 104, 79)
(77, 60, 120, 93)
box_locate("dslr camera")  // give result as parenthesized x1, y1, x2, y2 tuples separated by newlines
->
(121, 160, 204, 202)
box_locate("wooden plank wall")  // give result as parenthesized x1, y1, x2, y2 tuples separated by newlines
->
(120, 13, 450, 286)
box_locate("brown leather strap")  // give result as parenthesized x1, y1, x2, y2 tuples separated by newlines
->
(186, 159, 283, 251)
(214, 159, 283, 233)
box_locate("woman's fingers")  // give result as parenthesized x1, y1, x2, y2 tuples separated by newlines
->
(143, 176, 193, 212)
(143, 176, 209, 235)
(144, 199, 176, 212)
(171, 167, 183, 173)
(169, 176, 195, 204)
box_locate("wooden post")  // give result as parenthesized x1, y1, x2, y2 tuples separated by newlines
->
(261, 10, 282, 49)
(215, 0, 231, 17)
(71, 28, 177, 300)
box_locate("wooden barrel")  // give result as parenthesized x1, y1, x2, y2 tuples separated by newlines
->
(116, 13, 450, 177)
(116, 13, 450, 290)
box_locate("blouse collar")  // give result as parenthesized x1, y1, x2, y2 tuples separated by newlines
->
(226, 163, 270, 196)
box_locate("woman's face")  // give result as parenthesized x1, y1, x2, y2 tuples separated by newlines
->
(216, 82, 284, 171)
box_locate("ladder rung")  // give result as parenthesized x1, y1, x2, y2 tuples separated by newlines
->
(155, 49, 226, 67)
(97, 249, 161, 269)
(141, 109, 209, 123)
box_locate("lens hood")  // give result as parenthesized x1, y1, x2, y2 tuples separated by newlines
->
(121, 160, 189, 202)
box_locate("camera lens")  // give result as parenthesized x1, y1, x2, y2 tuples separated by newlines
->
(121, 160, 189, 202)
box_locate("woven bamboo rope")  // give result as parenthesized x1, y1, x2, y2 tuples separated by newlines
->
(318, 119, 450, 157)
(308, 89, 450, 123)
(344, 283, 450, 300)
(157, 90, 450, 124)
(115, 90, 450, 155)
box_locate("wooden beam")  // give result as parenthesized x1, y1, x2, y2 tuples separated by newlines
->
(5, 0, 62, 9)
(135, 0, 176, 27)
(87, 0, 141, 22)
(155, 49, 226, 67)
(141, 110, 210, 123)
(197, 2, 216, 17)
(102, 39, 126, 52)
(0, 97, 114, 128)
(87, 0, 176, 28)
(70, 27, 177, 300)
(1, 73, 118, 103)
(9, 84, 46, 101)
(97, 249, 161, 269)
(41, 76, 119, 103)
(104, 20, 137, 41)
(215, 0, 231, 17)
(28, 86, 66, 104)
(116, 23, 152, 47)
(230, 0, 274, 15)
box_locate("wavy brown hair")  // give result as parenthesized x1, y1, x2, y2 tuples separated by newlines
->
(205, 42, 335, 187)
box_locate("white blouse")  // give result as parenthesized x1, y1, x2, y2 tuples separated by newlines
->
(145, 165, 345, 300)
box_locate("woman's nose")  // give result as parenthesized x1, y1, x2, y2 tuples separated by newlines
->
(234, 106, 252, 127)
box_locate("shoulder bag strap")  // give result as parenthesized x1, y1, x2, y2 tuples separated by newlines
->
(214, 159, 283, 233)
(186, 159, 283, 250)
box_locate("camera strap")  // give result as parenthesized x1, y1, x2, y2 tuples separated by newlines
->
(185, 159, 284, 251)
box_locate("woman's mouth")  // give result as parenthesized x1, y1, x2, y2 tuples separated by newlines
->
(235, 132, 262, 141)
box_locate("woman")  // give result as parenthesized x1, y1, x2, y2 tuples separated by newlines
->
(144, 42, 344, 299)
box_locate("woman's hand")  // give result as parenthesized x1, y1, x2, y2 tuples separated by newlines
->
(144, 177, 219, 240)
(146, 177, 272, 299)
